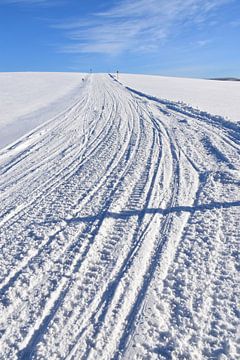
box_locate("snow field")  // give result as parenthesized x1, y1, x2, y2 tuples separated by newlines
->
(120, 73, 240, 122)
(0, 72, 86, 149)
(0, 73, 239, 359)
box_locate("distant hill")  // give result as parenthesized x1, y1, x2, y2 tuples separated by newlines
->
(210, 77, 240, 81)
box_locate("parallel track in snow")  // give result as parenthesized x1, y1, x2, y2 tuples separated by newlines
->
(0, 74, 239, 360)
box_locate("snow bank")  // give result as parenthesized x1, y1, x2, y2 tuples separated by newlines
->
(0, 72, 84, 149)
(120, 74, 240, 122)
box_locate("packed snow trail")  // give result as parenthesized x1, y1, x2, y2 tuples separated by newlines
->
(0, 74, 239, 360)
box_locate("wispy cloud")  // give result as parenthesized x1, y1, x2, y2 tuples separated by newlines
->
(196, 39, 212, 47)
(55, 0, 233, 55)
(230, 19, 240, 27)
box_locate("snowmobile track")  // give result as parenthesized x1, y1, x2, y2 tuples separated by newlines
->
(0, 74, 239, 360)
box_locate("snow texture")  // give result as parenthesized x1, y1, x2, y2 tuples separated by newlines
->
(0, 73, 239, 360)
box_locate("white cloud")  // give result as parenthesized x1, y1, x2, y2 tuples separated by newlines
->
(56, 0, 233, 55)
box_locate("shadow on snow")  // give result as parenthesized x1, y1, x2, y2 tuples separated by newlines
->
(66, 200, 240, 224)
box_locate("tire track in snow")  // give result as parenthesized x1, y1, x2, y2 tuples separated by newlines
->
(0, 74, 144, 358)
(0, 74, 239, 360)
(119, 83, 240, 359)
(23, 86, 158, 358)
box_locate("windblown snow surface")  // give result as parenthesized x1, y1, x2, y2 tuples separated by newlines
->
(0, 72, 86, 149)
(0, 73, 239, 360)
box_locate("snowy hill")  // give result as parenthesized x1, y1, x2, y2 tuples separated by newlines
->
(0, 72, 85, 149)
(0, 73, 239, 359)
(119, 73, 240, 122)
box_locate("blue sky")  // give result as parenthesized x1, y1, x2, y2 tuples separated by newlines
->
(0, 0, 239, 77)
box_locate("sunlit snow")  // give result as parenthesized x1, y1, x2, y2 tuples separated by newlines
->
(0, 73, 239, 360)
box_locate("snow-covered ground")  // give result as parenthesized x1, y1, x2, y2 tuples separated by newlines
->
(120, 73, 240, 122)
(0, 72, 85, 149)
(0, 73, 239, 359)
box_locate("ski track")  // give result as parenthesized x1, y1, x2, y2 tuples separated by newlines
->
(0, 74, 239, 360)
